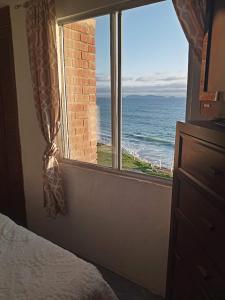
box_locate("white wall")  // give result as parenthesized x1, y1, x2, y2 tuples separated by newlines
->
(1, 0, 172, 297)
(55, 0, 160, 19)
(62, 165, 171, 295)
(56, 0, 125, 18)
(33, 164, 172, 295)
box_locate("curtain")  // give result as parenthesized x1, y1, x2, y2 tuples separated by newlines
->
(173, 0, 208, 61)
(26, 0, 66, 217)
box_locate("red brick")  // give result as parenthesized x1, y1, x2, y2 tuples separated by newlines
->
(64, 24, 72, 29)
(81, 33, 88, 43)
(88, 25, 95, 35)
(71, 119, 83, 127)
(74, 77, 83, 85)
(75, 110, 88, 119)
(82, 78, 89, 86)
(79, 23, 88, 33)
(89, 79, 96, 86)
(71, 23, 80, 31)
(65, 67, 75, 76)
(65, 38, 73, 48)
(87, 36, 95, 45)
(83, 86, 96, 94)
(88, 45, 95, 53)
(76, 41, 88, 52)
(75, 127, 85, 135)
(88, 61, 96, 70)
(87, 53, 95, 62)
(64, 19, 97, 163)
(71, 31, 81, 41)
(74, 50, 82, 59)
(64, 28, 72, 39)
(82, 61, 89, 69)
(74, 94, 89, 102)
(64, 48, 72, 58)
(67, 103, 76, 112)
(72, 58, 82, 68)
(65, 57, 73, 67)
(81, 51, 88, 60)
(89, 95, 96, 102)
(65, 75, 74, 85)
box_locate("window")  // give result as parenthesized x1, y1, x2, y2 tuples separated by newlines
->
(59, 0, 188, 179)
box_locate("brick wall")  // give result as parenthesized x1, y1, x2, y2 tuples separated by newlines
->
(64, 19, 97, 163)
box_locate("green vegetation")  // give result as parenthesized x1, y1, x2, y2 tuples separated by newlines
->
(97, 143, 172, 179)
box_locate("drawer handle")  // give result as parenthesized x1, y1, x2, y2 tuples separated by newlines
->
(209, 167, 224, 176)
(197, 265, 210, 280)
(200, 217, 215, 230)
(175, 251, 182, 262)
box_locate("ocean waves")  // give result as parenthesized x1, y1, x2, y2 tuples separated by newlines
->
(96, 95, 185, 168)
(124, 133, 175, 148)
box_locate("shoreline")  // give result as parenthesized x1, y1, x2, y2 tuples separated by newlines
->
(97, 142, 173, 179)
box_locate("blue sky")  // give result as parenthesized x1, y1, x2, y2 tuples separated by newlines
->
(95, 0, 188, 97)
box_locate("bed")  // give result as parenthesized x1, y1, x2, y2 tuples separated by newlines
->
(0, 213, 118, 300)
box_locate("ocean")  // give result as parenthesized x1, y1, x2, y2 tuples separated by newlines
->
(96, 95, 186, 169)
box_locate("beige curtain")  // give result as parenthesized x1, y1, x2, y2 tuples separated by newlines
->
(26, 0, 66, 217)
(173, 0, 208, 61)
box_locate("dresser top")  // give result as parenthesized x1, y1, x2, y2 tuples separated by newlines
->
(177, 120, 225, 149)
(190, 120, 225, 132)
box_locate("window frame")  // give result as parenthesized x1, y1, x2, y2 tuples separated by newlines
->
(57, 0, 188, 184)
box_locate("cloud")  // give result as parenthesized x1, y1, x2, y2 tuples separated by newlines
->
(135, 76, 155, 82)
(96, 72, 187, 97)
(122, 76, 134, 81)
(135, 74, 187, 83)
(96, 74, 134, 82)
(96, 74, 110, 82)
(127, 81, 187, 95)
(156, 76, 187, 82)
(97, 82, 187, 97)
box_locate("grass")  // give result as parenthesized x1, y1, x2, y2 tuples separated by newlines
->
(97, 143, 172, 179)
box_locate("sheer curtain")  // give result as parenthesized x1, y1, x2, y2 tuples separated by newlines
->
(26, 0, 66, 217)
(173, 0, 208, 61)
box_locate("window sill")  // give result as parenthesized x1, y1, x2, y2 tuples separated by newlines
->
(60, 158, 173, 188)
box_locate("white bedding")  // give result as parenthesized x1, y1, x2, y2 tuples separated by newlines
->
(0, 213, 118, 300)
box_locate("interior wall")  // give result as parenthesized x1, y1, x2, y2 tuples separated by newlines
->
(56, 0, 125, 18)
(0, 0, 46, 224)
(1, 0, 174, 297)
(55, 0, 159, 19)
(42, 164, 171, 296)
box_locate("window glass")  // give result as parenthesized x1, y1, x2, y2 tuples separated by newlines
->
(63, 15, 112, 167)
(121, 1, 188, 178)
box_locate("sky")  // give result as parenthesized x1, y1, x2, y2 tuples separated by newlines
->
(95, 0, 189, 97)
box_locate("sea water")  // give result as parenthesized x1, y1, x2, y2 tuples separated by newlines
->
(97, 95, 186, 169)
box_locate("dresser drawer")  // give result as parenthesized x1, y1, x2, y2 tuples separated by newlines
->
(175, 219, 225, 300)
(176, 178, 225, 275)
(179, 135, 225, 199)
(172, 254, 211, 300)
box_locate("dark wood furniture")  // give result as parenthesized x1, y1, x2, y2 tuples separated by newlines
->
(166, 121, 225, 300)
(199, 0, 216, 102)
(0, 6, 26, 226)
(199, 0, 225, 118)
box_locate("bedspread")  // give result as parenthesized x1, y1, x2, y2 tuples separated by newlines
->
(0, 213, 118, 300)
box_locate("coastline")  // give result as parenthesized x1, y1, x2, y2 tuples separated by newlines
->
(97, 143, 173, 179)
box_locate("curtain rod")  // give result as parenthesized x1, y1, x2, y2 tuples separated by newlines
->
(14, 1, 29, 9)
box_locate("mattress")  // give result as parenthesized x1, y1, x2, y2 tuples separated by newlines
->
(0, 213, 118, 300)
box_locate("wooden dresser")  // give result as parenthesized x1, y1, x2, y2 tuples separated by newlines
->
(166, 121, 225, 300)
